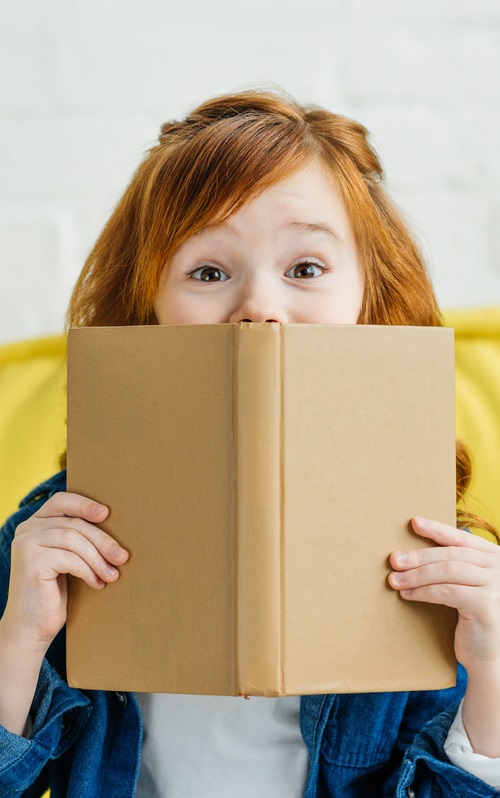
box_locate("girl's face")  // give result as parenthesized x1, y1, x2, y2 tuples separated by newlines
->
(154, 162, 364, 325)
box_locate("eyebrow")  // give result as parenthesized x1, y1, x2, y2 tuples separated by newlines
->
(284, 221, 344, 244)
(191, 220, 344, 245)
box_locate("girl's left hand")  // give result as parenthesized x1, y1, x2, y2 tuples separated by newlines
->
(389, 518, 500, 671)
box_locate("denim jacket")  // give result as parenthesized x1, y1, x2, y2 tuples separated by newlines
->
(0, 472, 497, 798)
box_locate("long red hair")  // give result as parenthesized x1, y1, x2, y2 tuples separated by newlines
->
(66, 88, 496, 538)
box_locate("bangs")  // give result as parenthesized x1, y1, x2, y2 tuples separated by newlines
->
(140, 114, 319, 261)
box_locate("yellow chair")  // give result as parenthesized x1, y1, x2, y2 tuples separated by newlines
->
(0, 335, 66, 523)
(0, 311, 499, 534)
(445, 307, 500, 538)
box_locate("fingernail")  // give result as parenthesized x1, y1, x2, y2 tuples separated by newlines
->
(92, 503, 106, 516)
(111, 546, 126, 559)
(391, 571, 404, 585)
(105, 566, 118, 577)
(415, 516, 430, 526)
(394, 551, 408, 564)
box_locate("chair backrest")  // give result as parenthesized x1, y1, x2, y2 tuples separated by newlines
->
(0, 335, 66, 522)
(445, 307, 500, 538)
(0, 311, 499, 536)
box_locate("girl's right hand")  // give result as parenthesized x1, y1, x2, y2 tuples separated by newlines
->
(2, 492, 128, 656)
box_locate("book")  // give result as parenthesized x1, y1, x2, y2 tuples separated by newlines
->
(66, 323, 457, 696)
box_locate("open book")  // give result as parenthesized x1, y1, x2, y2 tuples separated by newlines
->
(66, 323, 457, 695)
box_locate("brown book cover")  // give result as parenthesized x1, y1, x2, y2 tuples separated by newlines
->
(66, 323, 457, 696)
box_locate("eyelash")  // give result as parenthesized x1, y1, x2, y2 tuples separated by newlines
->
(189, 260, 329, 282)
(285, 260, 328, 279)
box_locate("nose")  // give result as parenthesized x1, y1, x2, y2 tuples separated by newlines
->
(228, 281, 288, 324)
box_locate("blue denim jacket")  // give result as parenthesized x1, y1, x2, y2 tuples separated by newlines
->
(0, 472, 497, 798)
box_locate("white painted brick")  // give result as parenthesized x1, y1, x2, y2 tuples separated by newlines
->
(340, 106, 460, 191)
(350, 0, 500, 22)
(55, 29, 342, 116)
(450, 105, 500, 187)
(392, 189, 500, 308)
(40, 0, 344, 32)
(350, 103, 500, 193)
(0, 213, 76, 344)
(70, 202, 117, 287)
(0, 21, 59, 112)
(343, 25, 500, 103)
(0, 115, 154, 201)
(492, 200, 500, 281)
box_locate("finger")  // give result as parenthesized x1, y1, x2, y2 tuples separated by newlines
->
(390, 545, 493, 572)
(411, 517, 499, 554)
(33, 528, 122, 584)
(395, 582, 479, 612)
(35, 492, 109, 524)
(27, 496, 128, 566)
(40, 548, 108, 590)
(388, 561, 487, 592)
(41, 515, 128, 567)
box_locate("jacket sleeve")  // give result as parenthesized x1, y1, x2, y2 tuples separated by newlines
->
(0, 475, 92, 797)
(0, 660, 92, 797)
(387, 667, 499, 797)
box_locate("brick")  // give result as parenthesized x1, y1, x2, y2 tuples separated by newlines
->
(391, 189, 498, 308)
(491, 201, 500, 280)
(72, 203, 114, 277)
(0, 115, 154, 201)
(0, 23, 58, 112)
(349, 0, 500, 22)
(450, 105, 500, 187)
(55, 29, 340, 114)
(337, 106, 460, 190)
(352, 103, 500, 191)
(0, 214, 75, 344)
(343, 25, 500, 103)
(45, 0, 344, 31)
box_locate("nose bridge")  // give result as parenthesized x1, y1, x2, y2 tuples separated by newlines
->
(230, 270, 286, 323)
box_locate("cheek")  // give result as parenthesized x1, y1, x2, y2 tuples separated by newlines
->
(313, 270, 364, 325)
(311, 305, 360, 325)
(153, 270, 194, 325)
(344, 276, 365, 323)
(153, 287, 184, 325)
(154, 296, 196, 325)
(154, 285, 228, 326)
(340, 261, 365, 323)
(153, 294, 170, 325)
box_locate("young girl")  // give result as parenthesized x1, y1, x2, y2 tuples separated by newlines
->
(0, 89, 499, 798)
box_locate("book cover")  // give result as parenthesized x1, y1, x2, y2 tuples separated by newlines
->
(66, 323, 457, 695)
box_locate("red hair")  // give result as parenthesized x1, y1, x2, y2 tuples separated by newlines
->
(68, 90, 440, 329)
(66, 88, 496, 538)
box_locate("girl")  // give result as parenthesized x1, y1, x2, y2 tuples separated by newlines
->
(0, 89, 499, 798)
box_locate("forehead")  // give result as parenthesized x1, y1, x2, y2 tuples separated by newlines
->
(187, 163, 350, 244)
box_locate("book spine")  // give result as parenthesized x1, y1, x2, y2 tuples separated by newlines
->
(234, 323, 283, 696)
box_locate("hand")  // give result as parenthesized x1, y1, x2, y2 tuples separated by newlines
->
(388, 518, 500, 671)
(2, 492, 129, 656)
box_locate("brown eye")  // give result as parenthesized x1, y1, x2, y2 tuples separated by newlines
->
(191, 266, 229, 282)
(287, 262, 324, 279)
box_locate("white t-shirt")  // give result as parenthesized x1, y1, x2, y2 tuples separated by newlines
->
(136, 693, 309, 797)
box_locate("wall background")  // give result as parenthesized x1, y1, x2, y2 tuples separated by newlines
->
(1, 0, 499, 345)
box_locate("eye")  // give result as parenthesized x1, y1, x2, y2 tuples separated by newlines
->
(285, 261, 325, 279)
(190, 265, 229, 282)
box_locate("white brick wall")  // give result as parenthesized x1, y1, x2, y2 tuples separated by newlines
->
(1, 1, 499, 344)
